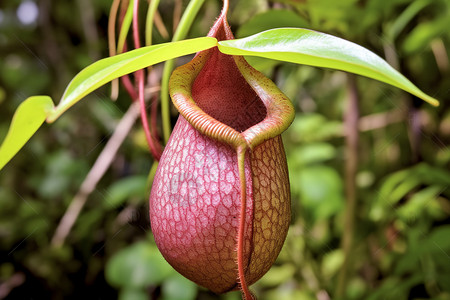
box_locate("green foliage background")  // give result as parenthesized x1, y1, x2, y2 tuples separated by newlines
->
(0, 0, 449, 299)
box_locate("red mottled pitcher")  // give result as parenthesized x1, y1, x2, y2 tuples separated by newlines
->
(149, 1, 294, 298)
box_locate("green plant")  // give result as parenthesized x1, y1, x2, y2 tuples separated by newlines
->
(1, 0, 444, 300)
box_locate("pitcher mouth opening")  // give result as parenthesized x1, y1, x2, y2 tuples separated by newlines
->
(169, 48, 294, 150)
(191, 47, 267, 133)
(168, 7, 294, 151)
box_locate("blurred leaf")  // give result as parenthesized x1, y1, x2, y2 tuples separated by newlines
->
(0, 96, 54, 170)
(73, 209, 104, 242)
(290, 143, 336, 166)
(104, 176, 148, 209)
(421, 253, 437, 290)
(393, 227, 450, 296)
(346, 277, 368, 299)
(287, 113, 343, 142)
(257, 264, 296, 287)
(371, 163, 450, 221)
(294, 166, 344, 220)
(265, 288, 316, 300)
(366, 275, 423, 300)
(105, 241, 174, 288)
(396, 186, 443, 221)
(47, 37, 217, 122)
(321, 249, 344, 279)
(385, 0, 433, 41)
(161, 272, 197, 300)
(222, 291, 242, 300)
(426, 225, 450, 253)
(118, 288, 148, 300)
(30, 151, 88, 199)
(218, 28, 439, 106)
(230, 0, 268, 24)
(302, 0, 360, 33)
(237, 9, 308, 38)
(402, 17, 450, 54)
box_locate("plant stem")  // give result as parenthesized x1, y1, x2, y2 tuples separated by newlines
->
(160, 0, 206, 144)
(133, 0, 162, 160)
(107, 0, 121, 100)
(336, 74, 359, 298)
(145, 0, 160, 46)
(117, 0, 134, 54)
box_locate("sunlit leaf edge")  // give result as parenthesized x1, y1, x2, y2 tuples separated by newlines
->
(0, 96, 54, 171)
(47, 37, 217, 122)
(218, 28, 439, 106)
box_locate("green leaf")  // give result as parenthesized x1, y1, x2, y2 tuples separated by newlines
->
(402, 17, 450, 54)
(396, 186, 443, 221)
(105, 241, 174, 289)
(257, 264, 296, 287)
(287, 113, 343, 142)
(290, 143, 336, 166)
(294, 166, 344, 221)
(218, 28, 439, 106)
(386, 0, 433, 41)
(161, 273, 197, 300)
(426, 225, 450, 253)
(119, 288, 148, 300)
(321, 250, 345, 279)
(0, 96, 54, 171)
(104, 176, 148, 209)
(47, 37, 217, 122)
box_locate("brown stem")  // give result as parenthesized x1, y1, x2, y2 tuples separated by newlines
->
(51, 102, 141, 247)
(153, 9, 169, 39)
(336, 74, 359, 298)
(408, 104, 421, 163)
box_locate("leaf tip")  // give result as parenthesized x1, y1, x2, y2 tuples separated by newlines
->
(429, 98, 440, 107)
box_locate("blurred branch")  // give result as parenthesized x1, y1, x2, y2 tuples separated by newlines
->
(0, 272, 25, 299)
(358, 109, 405, 132)
(431, 38, 449, 74)
(408, 101, 421, 163)
(51, 101, 141, 248)
(336, 74, 360, 298)
(38, 0, 70, 89)
(153, 9, 170, 39)
(108, 0, 121, 100)
(382, 42, 400, 71)
(173, 0, 183, 32)
(77, 0, 101, 61)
